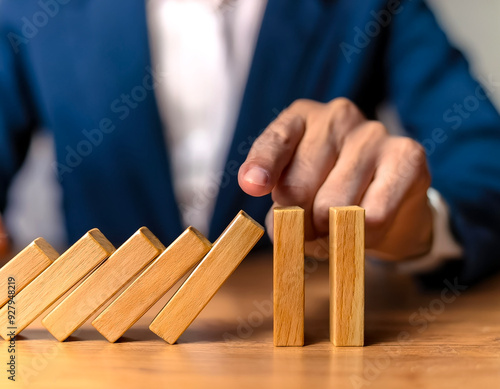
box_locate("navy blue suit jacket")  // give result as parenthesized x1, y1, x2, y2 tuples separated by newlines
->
(1, 0, 500, 286)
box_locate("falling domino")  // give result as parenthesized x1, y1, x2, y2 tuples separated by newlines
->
(330, 206, 365, 347)
(149, 211, 264, 344)
(0, 229, 115, 339)
(0, 238, 59, 308)
(42, 227, 165, 341)
(273, 206, 304, 347)
(92, 227, 212, 342)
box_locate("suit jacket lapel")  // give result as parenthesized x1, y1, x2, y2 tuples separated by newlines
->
(208, 0, 325, 239)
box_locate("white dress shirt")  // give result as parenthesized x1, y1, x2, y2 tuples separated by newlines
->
(147, 0, 267, 234)
(146, 0, 462, 272)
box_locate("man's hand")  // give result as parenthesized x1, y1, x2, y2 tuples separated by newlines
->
(0, 215, 10, 258)
(238, 98, 433, 261)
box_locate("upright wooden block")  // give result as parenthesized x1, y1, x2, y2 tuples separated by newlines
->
(330, 206, 365, 347)
(149, 211, 264, 344)
(42, 227, 165, 341)
(0, 238, 59, 307)
(0, 229, 114, 339)
(273, 206, 304, 347)
(92, 227, 212, 342)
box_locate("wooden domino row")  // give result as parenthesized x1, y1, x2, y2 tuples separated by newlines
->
(0, 206, 362, 345)
(0, 211, 264, 343)
(273, 206, 364, 347)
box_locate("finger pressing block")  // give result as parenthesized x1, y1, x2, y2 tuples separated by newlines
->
(149, 211, 264, 344)
(273, 207, 304, 346)
(0, 229, 115, 339)
(92, 227, 212, 343)
(330, 206, 364, 347)
(0, 238, 59, 308)
(42, 227, 165, 341)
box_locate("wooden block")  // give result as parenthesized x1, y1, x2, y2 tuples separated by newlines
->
(0, 238, 59, 308)
(42, 227, 165, 341)
(273, 206, 304, 347)
(149, 211, 264, 344)
(92, 227, 212, 342)
(330, 206, 365, 347)
(0, 229, 114, 339)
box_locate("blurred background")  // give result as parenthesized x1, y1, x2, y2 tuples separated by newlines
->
(4, 0, 500, 251)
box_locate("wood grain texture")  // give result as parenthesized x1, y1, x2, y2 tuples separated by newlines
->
(0, 229, 114, 339)
(149, 211, 264, 344)
(42, 227, 165, 341)
(92, 227, 212, 342)
(273, 206, 304, 346)
(0, 253, 498, 389)
(0, 238, 59, 307)
(330, 206, 365, 346)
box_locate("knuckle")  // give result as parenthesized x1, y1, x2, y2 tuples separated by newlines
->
(398, 137, 426, 160)
(256, 117, 299, 151)
(267, 123, 294, 146)
(327, 97, 359, 122)
(324, 98, 364, 139)
(288, 98, 315, 111)
(365, 191, 394, 231)
(363, 121, 388, 138)
(365, 208, 391, 232)
(327, 99, 352, 125)
(328, 97, 355, 113)
(394, 137, 429, 180)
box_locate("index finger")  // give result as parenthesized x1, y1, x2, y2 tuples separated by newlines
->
(238, 112, 305, 197)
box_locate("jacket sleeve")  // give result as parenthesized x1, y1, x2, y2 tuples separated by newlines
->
(0, 9, 37, 211)
(384, 0, 500, 286)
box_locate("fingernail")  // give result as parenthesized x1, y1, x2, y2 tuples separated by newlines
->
(244, 167, 269, 187)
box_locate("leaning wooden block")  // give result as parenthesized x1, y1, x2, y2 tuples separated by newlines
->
(0, 229, 114, 339)
(330, 206, 365, 347)
(42, 227, 165, 341)
(92, 227, 211, 342)
(0, 238, 59, 308)
(150, 211, 264, 344)
(273, 206, 304, 347)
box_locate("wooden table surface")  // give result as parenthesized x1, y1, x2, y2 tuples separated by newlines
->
(2, 251, 499, 389)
